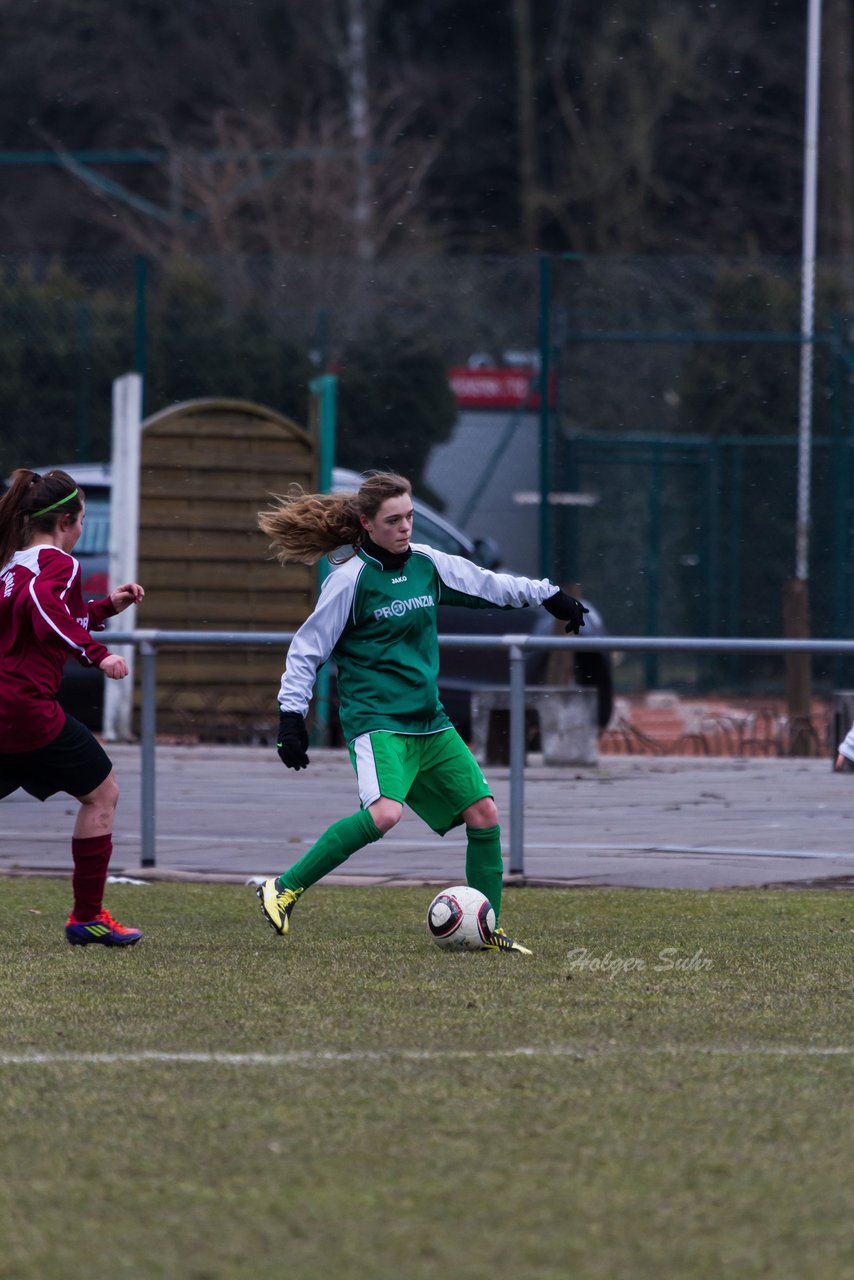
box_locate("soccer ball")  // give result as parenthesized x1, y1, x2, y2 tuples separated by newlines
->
(426, 885, 496, 951)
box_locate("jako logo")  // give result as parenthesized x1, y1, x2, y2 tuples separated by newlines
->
(1, 571, 14, 598)
(391, 575, 407, 584)
(374, 594, 434, 620)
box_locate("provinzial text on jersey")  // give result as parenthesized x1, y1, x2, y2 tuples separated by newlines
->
(373, 594, 435, 621)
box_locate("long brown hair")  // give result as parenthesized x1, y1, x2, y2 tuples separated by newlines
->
(0, 469, 84, 570)
(258, 471, 412, 565)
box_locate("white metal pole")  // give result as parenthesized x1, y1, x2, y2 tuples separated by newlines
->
(796, 0, 823, 581)
(102, 372, 143, 740)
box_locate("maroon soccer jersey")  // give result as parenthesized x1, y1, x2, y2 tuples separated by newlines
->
(0, 545, 116, 751)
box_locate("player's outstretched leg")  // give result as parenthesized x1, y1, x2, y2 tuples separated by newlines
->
(256, 810, 383, 938)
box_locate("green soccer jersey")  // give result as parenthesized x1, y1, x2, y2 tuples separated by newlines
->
(278, 543, 558, 744)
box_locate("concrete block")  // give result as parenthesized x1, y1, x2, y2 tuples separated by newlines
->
(470, 685, 598, 767)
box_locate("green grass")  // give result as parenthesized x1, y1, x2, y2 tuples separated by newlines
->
(1, 880, 853, 1280)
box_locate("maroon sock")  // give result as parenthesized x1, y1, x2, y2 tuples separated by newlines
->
(71, 834, 113, 921)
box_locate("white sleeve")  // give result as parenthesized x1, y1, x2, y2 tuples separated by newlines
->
(277, 561, 360, 716)
(839, 720, 854, 762)
(412, 543, 558, 609)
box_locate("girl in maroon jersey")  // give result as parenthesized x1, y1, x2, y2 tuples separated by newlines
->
(0, 468, 145, 946)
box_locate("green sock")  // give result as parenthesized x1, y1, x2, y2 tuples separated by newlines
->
(277, 810, 383, 892)
(465, 824, 504, 920)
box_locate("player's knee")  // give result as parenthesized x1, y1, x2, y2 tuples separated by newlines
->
(369, 798, 403, 834)
(80, 771, 119, 819)
(100, 773, 120, 813)
(463, 796, 499, 828)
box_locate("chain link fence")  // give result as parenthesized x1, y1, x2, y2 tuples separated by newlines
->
(1, 251, 852, 697)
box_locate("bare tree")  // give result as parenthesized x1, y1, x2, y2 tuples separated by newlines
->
(0, 0, 821, 259)
(511, 0, 542, 252)
(61, 91, 445, 305)
(820, 0, 854, 296)
(504, 1, 809, 255)
(538, 4, 715, 250)
(341, 0, 375, 260)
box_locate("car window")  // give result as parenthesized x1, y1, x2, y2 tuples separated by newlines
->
(413, 510, 469, 558)
(76, 495, 111, 555)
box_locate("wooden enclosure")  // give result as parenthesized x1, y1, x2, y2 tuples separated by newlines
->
(137, 398, 316, 738)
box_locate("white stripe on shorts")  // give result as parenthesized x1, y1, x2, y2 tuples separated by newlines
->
(352, 732, 381, 808)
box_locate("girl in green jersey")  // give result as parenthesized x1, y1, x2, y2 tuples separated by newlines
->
(255, 471, 587, 954)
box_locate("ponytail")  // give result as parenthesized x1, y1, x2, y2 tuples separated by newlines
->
(0, 469, 83, 569)
(258, 488, 363, 565)
(258, 471, 412, 566)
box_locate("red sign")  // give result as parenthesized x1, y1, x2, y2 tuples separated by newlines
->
(448, 367, 555, 409)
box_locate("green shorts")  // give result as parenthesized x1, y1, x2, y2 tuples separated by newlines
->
(348, 728, 492, 836)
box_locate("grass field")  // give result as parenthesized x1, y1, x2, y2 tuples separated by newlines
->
(1, 879, 852, 1280)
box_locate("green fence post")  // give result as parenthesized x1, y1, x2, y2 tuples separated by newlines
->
(134, 255, 148, 416)
(726, 440, 745, 688)
(310, 373, 338, 745)
(555, 253, 581, 587)
(314, 373, 337, 497)
(538, 255, 552, 578)
(77, 300, 91, 462)
(562, 432, 580, 585)
(843, 338, 854, 685)
(644, 444, 661, 690)
(831, 325, 850, 685)
(704, 439, 722, 690)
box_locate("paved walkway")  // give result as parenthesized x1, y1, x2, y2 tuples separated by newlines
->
(2, 745, 853, 890)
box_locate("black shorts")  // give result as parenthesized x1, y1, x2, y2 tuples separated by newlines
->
(0, 715, 113, 802)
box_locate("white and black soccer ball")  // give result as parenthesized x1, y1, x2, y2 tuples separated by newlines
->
(426, 885, 496, 951)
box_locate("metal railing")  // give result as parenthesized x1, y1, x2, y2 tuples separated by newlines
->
(103, 629, 854, 875)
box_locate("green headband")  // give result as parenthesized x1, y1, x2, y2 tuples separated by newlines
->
(30, 488, 79, 519)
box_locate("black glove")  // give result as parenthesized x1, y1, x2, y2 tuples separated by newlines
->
(543, 589, 589, 635)
(277, 710, 310, 770)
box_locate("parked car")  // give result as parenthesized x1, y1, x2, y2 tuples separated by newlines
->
(18, 464, 612, 738)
